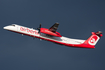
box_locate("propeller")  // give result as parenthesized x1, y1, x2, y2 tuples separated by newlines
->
(37, 23, 41, 33)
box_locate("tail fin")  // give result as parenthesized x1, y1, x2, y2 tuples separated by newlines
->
(84, 31, 102, 47)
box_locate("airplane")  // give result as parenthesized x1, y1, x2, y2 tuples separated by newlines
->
(3, 23, 102, 48)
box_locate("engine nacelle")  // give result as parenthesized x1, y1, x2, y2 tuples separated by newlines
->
(40, 28, 62, 37)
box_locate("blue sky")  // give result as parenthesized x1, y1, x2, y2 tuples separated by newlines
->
(0, 0, 105, 70)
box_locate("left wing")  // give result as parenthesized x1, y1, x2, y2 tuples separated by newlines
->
(49, 23, 59, 32)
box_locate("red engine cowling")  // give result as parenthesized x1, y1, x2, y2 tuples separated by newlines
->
(40, 28, 62, 37)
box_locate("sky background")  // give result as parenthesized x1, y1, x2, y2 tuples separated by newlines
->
(0, 0, 105, 70)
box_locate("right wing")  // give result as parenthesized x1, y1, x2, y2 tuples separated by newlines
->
(49, 23, 59, 33)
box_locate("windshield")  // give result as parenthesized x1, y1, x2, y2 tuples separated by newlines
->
(11, 24, 15, 26)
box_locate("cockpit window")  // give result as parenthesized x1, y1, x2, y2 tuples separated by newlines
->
(12, 24, 15, 26)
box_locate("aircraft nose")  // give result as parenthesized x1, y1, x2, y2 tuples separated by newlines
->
(3, 27, 6, 29)
(3, 26, 9, 29)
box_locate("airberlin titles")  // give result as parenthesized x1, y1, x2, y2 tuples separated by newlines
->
(20, 27, 39, 35)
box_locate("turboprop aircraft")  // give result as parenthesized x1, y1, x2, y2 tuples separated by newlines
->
(3, 23, 102, 48)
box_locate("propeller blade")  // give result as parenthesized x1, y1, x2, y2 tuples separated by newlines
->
(37, 23, 42, 33)
(39, 23, 41, 28)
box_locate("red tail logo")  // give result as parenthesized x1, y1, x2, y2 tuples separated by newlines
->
(88, 35, 99, 45)
(89, 35, 98, 43)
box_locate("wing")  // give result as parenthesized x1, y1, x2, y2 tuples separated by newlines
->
(49, 23, 59, 32)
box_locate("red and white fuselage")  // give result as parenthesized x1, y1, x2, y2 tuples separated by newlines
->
(4, 24, 102, 48)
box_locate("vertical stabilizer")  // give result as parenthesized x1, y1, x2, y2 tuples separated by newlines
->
(84, 31, 102, 47)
